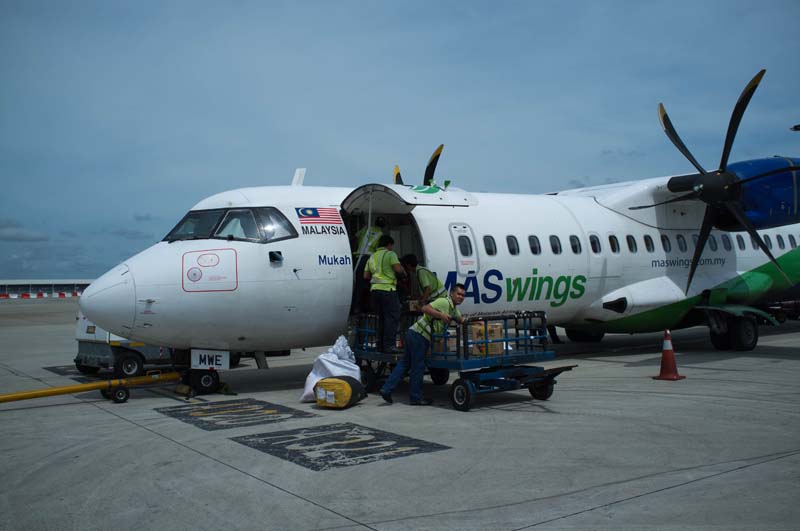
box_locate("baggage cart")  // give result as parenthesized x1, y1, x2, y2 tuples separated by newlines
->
(353, 311, 576, 411)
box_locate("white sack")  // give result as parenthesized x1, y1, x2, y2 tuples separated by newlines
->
(301, 336, 361, 402)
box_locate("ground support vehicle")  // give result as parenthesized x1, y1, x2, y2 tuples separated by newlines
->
(353, 311, 576, 410)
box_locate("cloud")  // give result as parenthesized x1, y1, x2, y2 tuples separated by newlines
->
(0, 219, 21, 229)
(111, 229, 155, 240)
(133, 213, 153, 222)
(0, 218, 50, 242)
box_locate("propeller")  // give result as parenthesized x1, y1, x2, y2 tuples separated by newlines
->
(393, 144, 445, 187)
(630, 69, 794, 292)
(423, 144, 444, 186)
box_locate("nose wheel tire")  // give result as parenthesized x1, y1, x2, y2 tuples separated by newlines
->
(189, 370, 221, 395)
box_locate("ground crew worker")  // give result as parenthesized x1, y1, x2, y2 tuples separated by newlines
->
(352, 217, 386, 313)
(379, 283, 466, 406)
(364, 235, 406, 353)
(401, 254, 446, 305)
(354, 217, 386, 258)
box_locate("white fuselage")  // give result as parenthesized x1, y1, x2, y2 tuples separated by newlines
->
(79, 181, 800, 351)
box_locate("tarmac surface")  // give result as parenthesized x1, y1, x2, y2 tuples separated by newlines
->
(1, 298, 799, 530)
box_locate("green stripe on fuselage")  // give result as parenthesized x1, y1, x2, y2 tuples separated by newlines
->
(576, 246, 800, 334)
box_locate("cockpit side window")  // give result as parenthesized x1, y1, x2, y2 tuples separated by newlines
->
(164, 209, 225, 241)
(215, 209, 262, 241)
(254, 207, 298, 244)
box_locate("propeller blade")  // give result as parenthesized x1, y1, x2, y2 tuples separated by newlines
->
(658, 103, 707, 175)
(393, 165, 404, 185)
(724, 201, 793, 286)
(719, 69, 765, 171)
(423, 144, 444, 186)
(628, 191, 700, 210)
(724, 165, 800, 190)
(685, 206, 716, 293)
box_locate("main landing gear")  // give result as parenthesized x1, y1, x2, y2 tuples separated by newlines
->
(709, 315, 758, 351)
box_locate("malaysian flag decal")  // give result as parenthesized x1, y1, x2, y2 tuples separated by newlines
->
(295, 207, 342, 225)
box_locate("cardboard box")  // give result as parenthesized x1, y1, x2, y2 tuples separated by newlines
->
(430, 336, 457, 355)
(468, 323, 505, 356)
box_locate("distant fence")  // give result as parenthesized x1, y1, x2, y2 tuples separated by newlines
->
(0, 280, 93, 299)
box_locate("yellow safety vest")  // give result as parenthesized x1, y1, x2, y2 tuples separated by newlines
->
(410, 296, 460, 341)
(367, 248, 398, 292)
(355, 226, 383, 256)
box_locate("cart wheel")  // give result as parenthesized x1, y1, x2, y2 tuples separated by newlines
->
(99, 389, 111, 399)
(429, 368, 449, 386)
(361, 364, 379, 392)
(450, 379, 474, 411)
(529, 381, 554, 401)
(112, 387, 130, 403)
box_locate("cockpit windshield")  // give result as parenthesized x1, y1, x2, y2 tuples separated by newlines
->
(164, 210, 225, 241)
(163, 207, 298, 243)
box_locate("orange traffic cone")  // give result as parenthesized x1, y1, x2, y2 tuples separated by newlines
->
(652, 329, 685, 381)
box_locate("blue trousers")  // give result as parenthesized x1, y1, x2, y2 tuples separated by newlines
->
(371, 289, 400, 352)
(381, 329, 428, 402)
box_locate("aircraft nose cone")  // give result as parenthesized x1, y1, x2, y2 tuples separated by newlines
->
(79, 264, 135, 336)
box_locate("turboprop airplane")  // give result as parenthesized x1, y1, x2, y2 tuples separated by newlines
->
(80, 70, 800, 377)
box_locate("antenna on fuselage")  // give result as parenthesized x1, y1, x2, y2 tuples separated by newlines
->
(291, 168, 306, 186)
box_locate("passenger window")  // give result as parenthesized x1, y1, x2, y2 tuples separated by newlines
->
(626, 235, 638, 253)
(722, 234, 732, 251)
(215, 209, 261, 241)
(255, 207, 298, 244)
(708, 235, 718, 252)
(528, 235, 541, 255)
(589, 234, 601, 254)
(609, 235, 620, 254)
(790, 235, 797, 248)
(661, 234, 672, 252)
(569, 235, 582, 254)
(677, 234, 687, 253)
(164, 209, 225, 241)
(458, 235, 473, 257)
(507, 235, 520, 255)
(763, 234, 772, 250)
(483, 235, 497, 256)
(644, 235, 655, 253)
(550, 235, 562, 255)
(736, 234, 745, 250)
(777, 234, 785, 250)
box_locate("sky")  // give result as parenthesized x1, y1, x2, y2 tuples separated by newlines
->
(1, 0, 798, 279)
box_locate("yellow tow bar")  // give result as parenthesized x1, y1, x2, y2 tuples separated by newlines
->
(0, 371, 181, 404)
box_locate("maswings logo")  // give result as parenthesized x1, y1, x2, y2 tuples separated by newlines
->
(651, 257, 726, 269)
(442, 268, 587, 307)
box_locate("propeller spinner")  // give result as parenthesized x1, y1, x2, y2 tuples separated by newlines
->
(631, 69, 797, 293)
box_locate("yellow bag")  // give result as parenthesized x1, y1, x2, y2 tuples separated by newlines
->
(314, 376, 367, 409)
